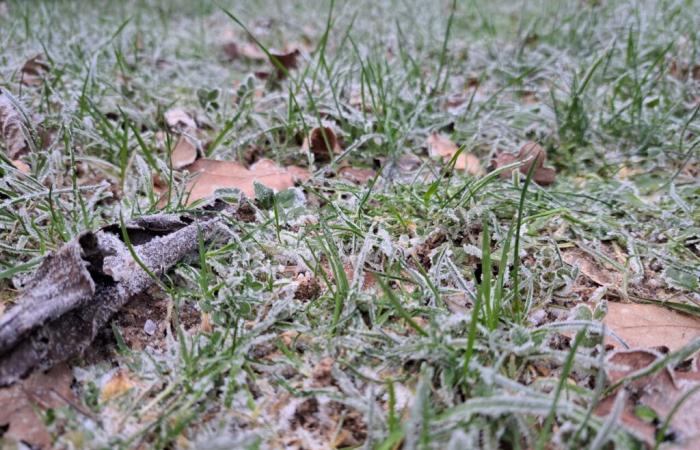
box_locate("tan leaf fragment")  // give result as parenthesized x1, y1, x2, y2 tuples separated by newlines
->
(170, 135, 199, 170)
(20, 54, 49, 87)
(562, 248, 621, 287)
(0, 363, 78, 448)
(0, 89, 30, 160)
(493, 141, 556, 185)
(200, 312, 213, 333)
(596, 349, 700, 448)
(100, 369, 135, 401)
(184, 158, 310, 204)
(426, 132, 483, 175)
(338, 166, 376, 184)
(11, 159, 30, 174)
(603, 302, 700, 351)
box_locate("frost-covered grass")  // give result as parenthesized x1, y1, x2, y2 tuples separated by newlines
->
(1, 0, 699, 448)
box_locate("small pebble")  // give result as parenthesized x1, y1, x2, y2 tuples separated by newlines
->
(143, 319, 157, 336)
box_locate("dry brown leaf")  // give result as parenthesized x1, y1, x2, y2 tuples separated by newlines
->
(294, 273, 321, 301)
(223, 41, 267, 61)
(397, 153, 424, 171)
(604, 302, 700, 351)
(302, 126, 341, 164)
(184, 158, 310, 204)
(269, 49, 300, 74)
(337, 166, 376, 184)
(223, 42, 300, 79)
(20, 54, 49, 87)
(493, 141, 556, 185)
(0, 88, 30, 160)
(562, 248, 621, 287)
(170, 135, 198, 170)
(669, 58, 700, 81)
(0, 363, 78, 448)
(100, 369, 135, 401)
(596, 349, 700, 448)
(164, 107, 196, 133)
(426, 132, 483, 175)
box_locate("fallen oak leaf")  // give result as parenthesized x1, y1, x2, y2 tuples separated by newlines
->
(170, 135, 199, 170)
(183, 158, 310, 204)
(602, 302, 700, 351)
(0, 363, 79, 449)
(426, 132, 482, 175)
(493, 141, 556, 185)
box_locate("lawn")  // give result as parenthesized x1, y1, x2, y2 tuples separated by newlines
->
(1, 0, 700, 448)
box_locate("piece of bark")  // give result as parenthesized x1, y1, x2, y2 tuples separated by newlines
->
(0, 213, 221, 386)
(0, 243, 94, 354)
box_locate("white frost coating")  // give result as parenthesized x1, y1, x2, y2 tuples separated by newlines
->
(461, 243, 482, 258)
(377, 227, 393, 257)
(143, 319, 157, 336)
(351, 229, 375, 291)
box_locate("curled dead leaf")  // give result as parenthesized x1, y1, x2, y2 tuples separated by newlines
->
(183, 158, 309, 204)
(426, 132, 483, 175)
(164, 107, 196, 133)
(20, 54, 49, 87)
(170, 135, 199, 170)
(0, 88, 30, 160)
(493, 141, 556, 185)
(302, 126, 341, 164)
